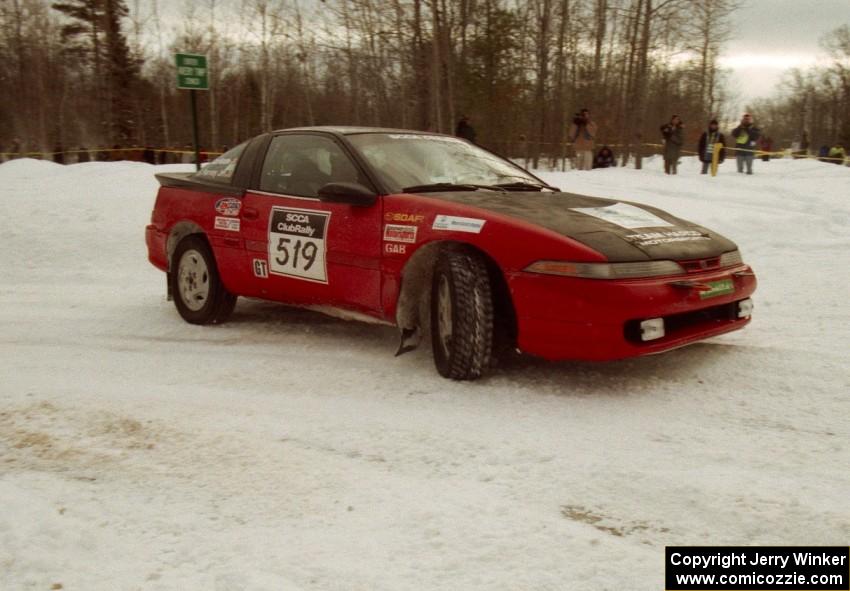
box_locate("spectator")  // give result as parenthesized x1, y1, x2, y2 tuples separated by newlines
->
(593, 146, 616, 168)
(697, 119, 726, 175)
(758, 135, 774, 161)
(660, 115, 684, 174)
(53, 143, 65, 165)
(516, 134, 530, 168)
(143, 146, 156, 165)
(800, 131, 810, 157)
(731, 113, 761, 174)
(569, 108, 597, 171)
(77, 145, 90, 163)
(455, 115, 477, 143)
(827, 142, 846, 165)
(817, 145, 830, 162)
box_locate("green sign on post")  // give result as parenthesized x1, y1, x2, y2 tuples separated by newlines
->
(176, 53, 208, 90)
(176, 53, 208, 170)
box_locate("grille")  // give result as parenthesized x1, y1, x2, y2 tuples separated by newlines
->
(624, 302, 740, 344)
(679, 256, 722, 273)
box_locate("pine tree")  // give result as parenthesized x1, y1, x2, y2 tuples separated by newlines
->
(52, 0, 139, 144)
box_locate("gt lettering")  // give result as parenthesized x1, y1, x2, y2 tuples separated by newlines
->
(253, 259, 269, 278)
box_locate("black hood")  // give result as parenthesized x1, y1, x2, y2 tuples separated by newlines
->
(419, 190, 737, 262)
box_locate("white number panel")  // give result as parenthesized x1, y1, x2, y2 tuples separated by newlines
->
(268, 207, 331, 283)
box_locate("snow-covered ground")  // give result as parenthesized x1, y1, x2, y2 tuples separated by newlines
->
(1, 156, 848, 590)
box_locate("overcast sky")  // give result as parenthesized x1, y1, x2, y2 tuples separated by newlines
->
(150, 0, 845, 113)
(721, 0, 850, 109)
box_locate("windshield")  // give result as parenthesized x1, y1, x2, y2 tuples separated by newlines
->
(346, 133, 543, 193)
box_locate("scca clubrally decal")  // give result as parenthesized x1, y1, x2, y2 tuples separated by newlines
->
(268, 207, 330, 283)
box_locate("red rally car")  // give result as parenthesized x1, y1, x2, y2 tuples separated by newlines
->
(146, 127, 757, 380)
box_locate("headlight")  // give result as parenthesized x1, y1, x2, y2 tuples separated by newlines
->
(719, 250, 743, 267)
(524, 260, 685, 279)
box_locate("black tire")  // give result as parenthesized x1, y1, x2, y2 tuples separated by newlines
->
(431, 248, 494, 380)
(170, 235, 236, 325)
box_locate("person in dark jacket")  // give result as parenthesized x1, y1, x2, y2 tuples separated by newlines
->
(143, 146, 156, 165)
(76, 145, 90, 163)
(731, 113, 761, 174)
(52, 143, 65, 165)
(758, 135, 774, 161)
(698, 119, 726, 174)
(593, 146, 616, 168)
(660, 115, 684, 174)
(455, 116, 477, 143)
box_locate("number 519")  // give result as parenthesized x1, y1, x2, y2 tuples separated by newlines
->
(276, 237, 318, 270)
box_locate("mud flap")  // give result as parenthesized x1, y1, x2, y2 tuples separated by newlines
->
(395, 327, 421, 356)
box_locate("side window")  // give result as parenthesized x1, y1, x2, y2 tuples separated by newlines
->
(195, 142, 247, 184)
(260, 134, 364, 197)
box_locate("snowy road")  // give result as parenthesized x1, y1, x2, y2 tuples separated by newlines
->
(1, 157, 848, 590)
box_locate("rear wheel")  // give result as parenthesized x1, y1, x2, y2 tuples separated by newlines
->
(431, 248, 493, 380)
(171, 235, 236, 324)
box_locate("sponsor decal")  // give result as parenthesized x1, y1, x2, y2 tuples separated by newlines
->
(214, 216, 240, 232)
(432, 215, 486, 234)
(268, 207, 330, 283)
(384, 243, 407, 255)
(699, 278, 735, 300)
(625, 229, 711, 247)
(383, 224, 418, 244)
(572, 202, 674, 229)
(215, 197, 242, 216)
(253, 259, 269, 278)
(384, 212, 425, 224)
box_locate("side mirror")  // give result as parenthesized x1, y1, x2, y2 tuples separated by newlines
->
(317, 182, 377, 206)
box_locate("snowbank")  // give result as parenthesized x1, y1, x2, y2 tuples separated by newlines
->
(1, 157, 848, 590)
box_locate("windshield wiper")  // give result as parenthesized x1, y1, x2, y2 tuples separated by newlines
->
(401, 182, 504, 193)
(490, 181, 560, 191)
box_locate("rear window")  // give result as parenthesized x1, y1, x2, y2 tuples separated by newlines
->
(195, 142, 247, 184)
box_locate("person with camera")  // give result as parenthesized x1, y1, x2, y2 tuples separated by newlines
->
(660, 115, 684, 174)
(731, 113, 761, 174)
(569, 108, 597, 170)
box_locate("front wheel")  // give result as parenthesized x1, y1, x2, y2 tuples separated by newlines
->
(431, 248, 494, 380)
(170, 235, 236, 324)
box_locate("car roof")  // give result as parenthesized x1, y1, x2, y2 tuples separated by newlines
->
(273, 126, 452, 137)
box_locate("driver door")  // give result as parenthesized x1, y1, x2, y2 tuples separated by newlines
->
(239, 133, 383, 314)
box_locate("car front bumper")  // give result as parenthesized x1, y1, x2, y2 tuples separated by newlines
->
(507, 265, 757, 361)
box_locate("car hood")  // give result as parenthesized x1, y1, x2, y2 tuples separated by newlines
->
(419, 190, 738, 262)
